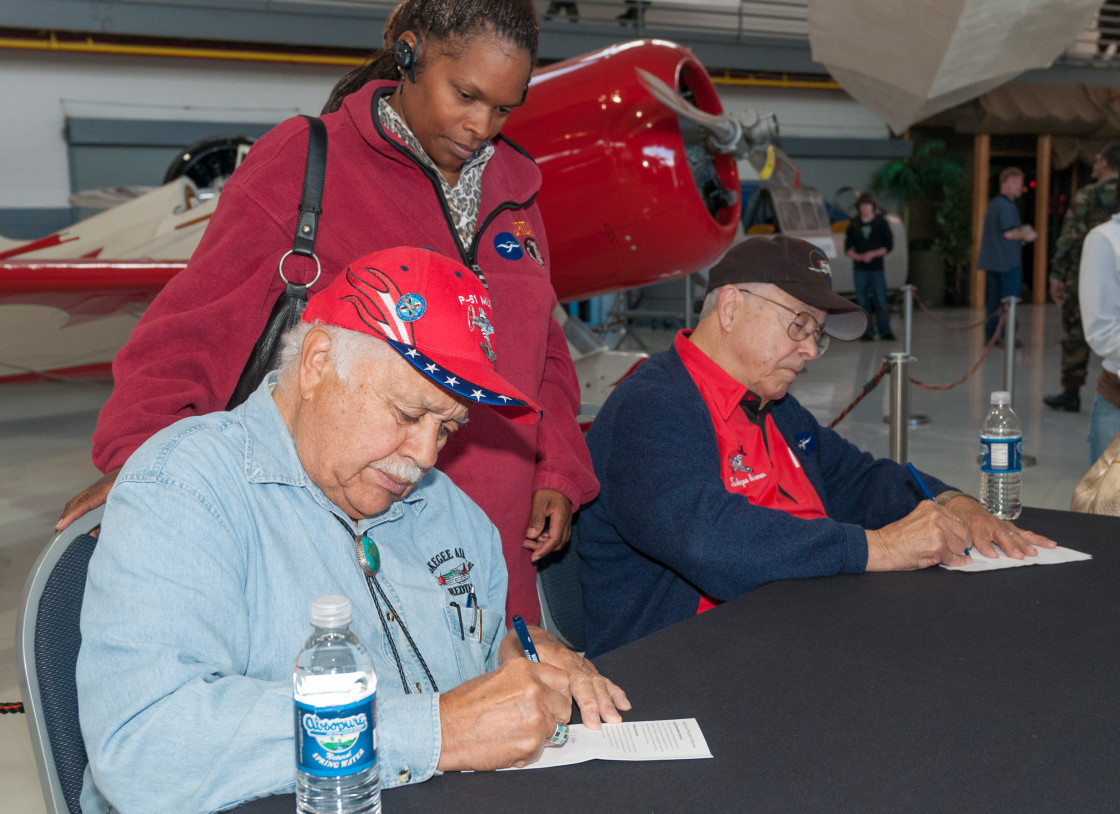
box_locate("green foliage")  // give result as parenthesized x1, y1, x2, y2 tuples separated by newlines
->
(931, 175, 972, 302)
(873, 140, 970, 301)
(873, 140, 963, 205)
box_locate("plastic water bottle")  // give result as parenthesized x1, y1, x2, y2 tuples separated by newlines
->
(980, 390, 1022, 520)
(294, 595, 380, 814)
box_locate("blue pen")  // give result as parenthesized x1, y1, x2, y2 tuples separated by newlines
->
(511, 614, 540, 662)
(907, 462, 970, 556)
(906, 462, 938, 501)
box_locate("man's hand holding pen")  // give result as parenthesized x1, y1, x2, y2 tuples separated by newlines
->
(436, 618, 630, 772)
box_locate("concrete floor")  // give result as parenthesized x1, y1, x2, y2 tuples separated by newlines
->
(0, 299, 1099, 810)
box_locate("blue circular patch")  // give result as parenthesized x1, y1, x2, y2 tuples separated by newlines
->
(395, 293, 426, 322)
(493, 232, 524, 260)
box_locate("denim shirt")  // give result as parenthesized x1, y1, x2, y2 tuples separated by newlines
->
(77, 374, 507, 814)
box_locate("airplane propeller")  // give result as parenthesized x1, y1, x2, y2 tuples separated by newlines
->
(635, 67, 799, 189)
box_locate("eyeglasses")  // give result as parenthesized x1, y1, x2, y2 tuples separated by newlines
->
(737, 288, 830, 356)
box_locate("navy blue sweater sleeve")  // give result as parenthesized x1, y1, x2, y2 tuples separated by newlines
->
(771, 397, 955, 530)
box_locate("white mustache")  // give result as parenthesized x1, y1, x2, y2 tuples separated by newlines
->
(373, 458, 422, 484)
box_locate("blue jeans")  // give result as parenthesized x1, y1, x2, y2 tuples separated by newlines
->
(854, 269, 891, 337)
(1088, 392, 1120, 463)
(984, 266, 1022, 342)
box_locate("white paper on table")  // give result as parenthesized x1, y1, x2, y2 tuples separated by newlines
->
(940, 544, 1091, 572)
(504, 718, 713, 771)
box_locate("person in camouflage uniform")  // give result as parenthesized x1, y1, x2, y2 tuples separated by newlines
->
(1045, 142, 1120, 412)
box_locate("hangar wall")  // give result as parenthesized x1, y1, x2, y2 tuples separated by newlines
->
(1, 47, 898, 239)
(0, 50, 346, 236)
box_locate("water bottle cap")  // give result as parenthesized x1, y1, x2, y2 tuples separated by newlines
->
(990, 390, 1011, 405)
(310, 595, 352, 628)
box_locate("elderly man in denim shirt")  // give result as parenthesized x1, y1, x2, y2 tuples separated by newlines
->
(77, 247, 629, 814)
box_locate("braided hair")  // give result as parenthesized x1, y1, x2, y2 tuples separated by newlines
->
(322, 0, 539, 114)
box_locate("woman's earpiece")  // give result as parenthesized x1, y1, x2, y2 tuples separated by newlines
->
(393, 38, 418, 84)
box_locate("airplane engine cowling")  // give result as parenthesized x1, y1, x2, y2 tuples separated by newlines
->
(505, 39, 741, 303)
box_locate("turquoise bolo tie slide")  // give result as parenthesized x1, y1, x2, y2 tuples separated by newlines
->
(354, 535, 380, 576)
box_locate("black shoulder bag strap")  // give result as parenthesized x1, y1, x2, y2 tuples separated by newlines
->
(226, 115, 327, 410)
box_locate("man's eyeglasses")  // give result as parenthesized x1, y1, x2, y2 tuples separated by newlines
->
(737, 288, 830, 356)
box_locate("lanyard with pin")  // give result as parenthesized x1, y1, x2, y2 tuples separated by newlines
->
(335, 515, 439, 694)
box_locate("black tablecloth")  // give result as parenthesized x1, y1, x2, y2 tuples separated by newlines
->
(236, 507, 1120, 813)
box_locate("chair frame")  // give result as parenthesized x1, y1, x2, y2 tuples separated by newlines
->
(16, 505, 104, 814)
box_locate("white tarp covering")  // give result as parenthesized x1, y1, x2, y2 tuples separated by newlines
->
(808, 0, 1104, 134)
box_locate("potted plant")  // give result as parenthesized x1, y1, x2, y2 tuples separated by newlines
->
(873, 140, 966, 306)
(931, 174, 972, 305)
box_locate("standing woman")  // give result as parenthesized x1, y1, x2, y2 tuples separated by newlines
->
(62, 0, 598, 624)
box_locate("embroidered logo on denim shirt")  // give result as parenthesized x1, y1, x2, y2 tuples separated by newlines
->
(427, 547, 475, 596)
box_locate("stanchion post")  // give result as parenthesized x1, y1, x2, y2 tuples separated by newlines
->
(901, 284, 916, 357)
(1003, 295, 1018, 400)
(887, 352, 913, 463)
(883, 287, 929, 429)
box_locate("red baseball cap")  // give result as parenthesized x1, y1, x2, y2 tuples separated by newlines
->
(301, 247, 542, 424)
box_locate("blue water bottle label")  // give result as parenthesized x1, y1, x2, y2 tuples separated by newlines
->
(980, 436, 1022, 473)
(295, 694, 377, 777)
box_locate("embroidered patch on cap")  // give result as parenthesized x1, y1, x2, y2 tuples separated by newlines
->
(395, 292, 426, 322)
(808, 248, 832, 280)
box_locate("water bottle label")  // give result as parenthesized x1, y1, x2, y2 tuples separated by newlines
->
(980, 436, 1022, 473)
(295, 694, 377, 777)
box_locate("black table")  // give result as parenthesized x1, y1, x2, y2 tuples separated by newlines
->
(238, 508, 1119, 813)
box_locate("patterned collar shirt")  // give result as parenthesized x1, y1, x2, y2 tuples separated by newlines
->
(378, 96, 495, 255)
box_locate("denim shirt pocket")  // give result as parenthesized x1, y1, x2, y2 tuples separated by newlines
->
(442, 604, 503, 680)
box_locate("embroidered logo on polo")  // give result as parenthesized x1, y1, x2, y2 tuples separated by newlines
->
(427, 546, 476, 597)
(728, 447, 753, 473)
(808, 247, 832, 282)
(494, 231, 524, 260)
(395, 292, 425, 321)
(728, 446, 767, 488)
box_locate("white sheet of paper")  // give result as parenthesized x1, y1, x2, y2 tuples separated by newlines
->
(505, 718, 713, 771)
(940, 544, 1091, 572)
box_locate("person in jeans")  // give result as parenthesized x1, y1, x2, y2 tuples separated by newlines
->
(844, 191, 895, 341)
(978, 167, 1037, 345)
(1078, 210, 1120, 462)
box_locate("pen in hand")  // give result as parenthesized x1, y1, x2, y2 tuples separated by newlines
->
(511, 614, 570, 746)
(511, 614, 540, 662)
(906, 462, 970, 557)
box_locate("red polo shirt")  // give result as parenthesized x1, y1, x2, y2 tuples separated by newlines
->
(675, 331, 827, 612)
